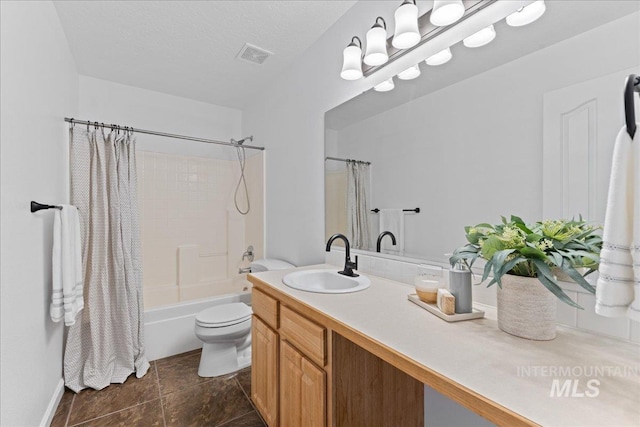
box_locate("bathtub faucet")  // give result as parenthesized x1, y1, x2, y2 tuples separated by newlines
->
(242, 245, 254, 262)
(239, 246, 254, 274)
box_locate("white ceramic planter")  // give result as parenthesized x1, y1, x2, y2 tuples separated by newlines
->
(497, 274, 557, 340)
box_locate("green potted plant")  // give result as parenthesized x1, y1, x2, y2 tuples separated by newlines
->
(450, 215, 602, 340)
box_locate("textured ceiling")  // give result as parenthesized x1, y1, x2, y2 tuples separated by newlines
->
(54, 1, 356, 109)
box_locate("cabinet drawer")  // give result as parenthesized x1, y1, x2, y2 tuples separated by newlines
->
(280, 305, 326, 367)
(252, 287, 279, 329)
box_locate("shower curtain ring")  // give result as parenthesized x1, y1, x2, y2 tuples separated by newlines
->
(68, 118, 74, 130)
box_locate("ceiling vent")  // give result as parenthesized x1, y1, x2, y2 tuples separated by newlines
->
(236, 43, 273, 65)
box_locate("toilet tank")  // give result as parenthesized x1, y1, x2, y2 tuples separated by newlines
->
(250, 258, 295, 273)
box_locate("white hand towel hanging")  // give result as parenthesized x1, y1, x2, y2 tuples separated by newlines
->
(379, 209, 404, 254)
(595, 125, 639, 321)
(50, 205, 84, 326)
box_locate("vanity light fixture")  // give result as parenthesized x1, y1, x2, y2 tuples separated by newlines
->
(364, 17, 389, 66)
(340, 36, 363, 80)
(392, 0, 421, 49)
(506, 0, 546, 27)
(397, 64, 421, 80)
(374, 78, 395, 92)
(425, 47, 452, 66)
(430, 0, 465, 27)
(349, 1, 548, 89)
(463, 24, 496, 48)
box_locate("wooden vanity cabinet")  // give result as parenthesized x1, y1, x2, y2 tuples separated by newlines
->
(250, 284, 422, 427)
(252, 287, 328, 427)
(251, 315, 278, 427)
(280, 340, 326, 427)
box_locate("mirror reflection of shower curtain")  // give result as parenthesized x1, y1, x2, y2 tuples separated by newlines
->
(346, 161, 372, 250)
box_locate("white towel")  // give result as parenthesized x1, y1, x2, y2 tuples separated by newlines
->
(595, 125, 639, 321)
(379, 209, 404, 254)
(50, 205, 84, 326)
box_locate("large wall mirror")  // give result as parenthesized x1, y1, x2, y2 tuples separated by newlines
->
(325, 1, 639, 263)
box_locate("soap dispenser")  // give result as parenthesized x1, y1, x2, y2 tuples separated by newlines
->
(449, 260, 472, 313)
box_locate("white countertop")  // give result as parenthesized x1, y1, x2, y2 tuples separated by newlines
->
(251, 265, 640, 427)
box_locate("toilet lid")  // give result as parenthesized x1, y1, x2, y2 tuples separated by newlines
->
(196, 303, 252, 328)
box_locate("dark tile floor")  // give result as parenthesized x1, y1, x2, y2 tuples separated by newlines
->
(51, 349, 265, 427)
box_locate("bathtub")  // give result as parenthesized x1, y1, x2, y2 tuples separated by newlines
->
(144, 290, 252, 361)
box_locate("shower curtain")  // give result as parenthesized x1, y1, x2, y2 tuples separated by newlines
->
(64, 126, 149, 392)
(346, 160, 372, 250)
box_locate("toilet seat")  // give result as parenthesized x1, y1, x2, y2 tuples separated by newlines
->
(196, 303, 252, 328)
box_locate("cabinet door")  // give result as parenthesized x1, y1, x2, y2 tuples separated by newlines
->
(280, 340, 326, 427)
(252, 315, 279, 426)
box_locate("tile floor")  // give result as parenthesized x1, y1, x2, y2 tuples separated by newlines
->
(51, 349, 265, 427)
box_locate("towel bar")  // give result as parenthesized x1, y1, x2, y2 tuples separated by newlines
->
(371, 208, 420, 213)
(30, 201, 62, 213)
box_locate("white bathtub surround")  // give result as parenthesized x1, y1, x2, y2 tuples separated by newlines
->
(138, 150, 264, 309)
(65, 127, 149, 392)
(50, 205, 83, 326)
(596, 125, 640, 321)
(327, 248, 640, 343)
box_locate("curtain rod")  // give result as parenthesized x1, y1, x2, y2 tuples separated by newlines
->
(325, 156, 371, 165)
(64, 118, 265, 151)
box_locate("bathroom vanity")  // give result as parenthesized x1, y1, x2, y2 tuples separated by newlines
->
(248, 265, 640, 427)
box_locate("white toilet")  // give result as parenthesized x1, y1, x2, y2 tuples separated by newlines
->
(195, 258, 294, 377)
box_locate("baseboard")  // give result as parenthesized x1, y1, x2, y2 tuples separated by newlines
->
(40, 378, 64, 427)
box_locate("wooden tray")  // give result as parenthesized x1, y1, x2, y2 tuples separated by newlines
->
(408, 294, 485, 322)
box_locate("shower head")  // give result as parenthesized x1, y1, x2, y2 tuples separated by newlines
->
(231, 135, 253, 145)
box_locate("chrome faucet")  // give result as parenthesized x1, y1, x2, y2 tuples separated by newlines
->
(242, 245, 254, 262)
(325, 233, 359, 277)
(238, 245, 254, 274)
(376, 231, 397, 252)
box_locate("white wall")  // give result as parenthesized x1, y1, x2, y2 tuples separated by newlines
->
(0, 1, 79, 426)
(78, 76, 245, 160)
(243, 2, 397, 267)
(335, 13, 640, 261)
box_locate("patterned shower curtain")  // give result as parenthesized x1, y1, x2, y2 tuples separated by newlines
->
(64, 126, 149, 392)
(346, 160, 372, 251)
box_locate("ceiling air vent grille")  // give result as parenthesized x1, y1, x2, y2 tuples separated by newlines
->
(236, 43, 273, 65)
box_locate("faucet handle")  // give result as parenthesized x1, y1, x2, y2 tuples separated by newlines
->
(342, 255, 359, 277)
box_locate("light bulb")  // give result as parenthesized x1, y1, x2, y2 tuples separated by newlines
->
(364, 18, 389, 66)
(463, 25, 496, 48)
(340, 37, 363, 80)
(430, 0, 465, 27)
(393, 0, 420, 49)
(506, 0, 546, 27)
(397, 64, 421, 80)
(374, 78, 395, 92)
(425, 47, 452, 66)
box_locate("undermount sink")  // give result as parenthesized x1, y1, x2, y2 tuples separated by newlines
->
(282, 269, 370, 294)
